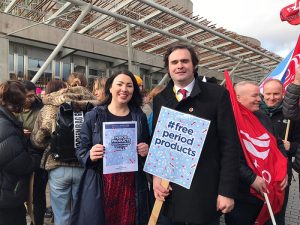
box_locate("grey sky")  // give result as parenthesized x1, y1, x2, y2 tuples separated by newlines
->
(191, 0, 299, 57)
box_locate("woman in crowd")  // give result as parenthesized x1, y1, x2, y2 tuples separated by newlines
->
(142, 84, 165, 134)
(0, 80, 36, 225)
(31, 74, 97, 225)
(74, 70, 150, 225)
(92, 77, 107, 102)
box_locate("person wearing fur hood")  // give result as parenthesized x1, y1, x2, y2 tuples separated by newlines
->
(31, 74, 99, 225)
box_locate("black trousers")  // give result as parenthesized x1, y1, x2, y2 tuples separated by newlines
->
(159, 216, 220, 225)
(0, 205, 27, 225)
(225, 198, 263, 225)
(173, 220, 219, 225)
(32, 168, 48, 225)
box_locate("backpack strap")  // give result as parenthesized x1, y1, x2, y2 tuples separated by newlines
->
(60, 102, 73, 112)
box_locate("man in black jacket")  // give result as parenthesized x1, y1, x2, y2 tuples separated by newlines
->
(225, 81, 288, 225)
(261, 79, 300, 225)
(152, 44, 240, 225)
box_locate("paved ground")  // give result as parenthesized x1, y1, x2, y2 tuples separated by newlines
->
(285, 173, 300, 225)
(27, 173, 300, 225)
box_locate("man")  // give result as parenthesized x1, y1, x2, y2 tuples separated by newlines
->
(261, 79, 300, 225)
(152, 44, 240, 225)
(225, 81, 288, 225)
(283, 65, 300, 193)
(18, 81, 46, 225)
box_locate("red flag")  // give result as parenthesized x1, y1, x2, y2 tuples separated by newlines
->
(280, 1, 300, 25)
(259, 35, 300, 93)
(283, 35, 300, 89)
(224, 71, 287, 225)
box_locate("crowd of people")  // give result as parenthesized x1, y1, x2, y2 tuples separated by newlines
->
(0, 44, 300, 225)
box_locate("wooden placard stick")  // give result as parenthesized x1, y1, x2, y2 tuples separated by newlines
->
(284, 119, 291, 142)
(148, 179, 170, 225)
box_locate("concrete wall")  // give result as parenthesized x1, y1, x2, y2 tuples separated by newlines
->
(0, 13, 164, 70)
(169, 0, 193, 13)
(0, 38, 9, 82)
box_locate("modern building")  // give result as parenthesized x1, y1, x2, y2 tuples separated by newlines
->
(0, 0, 282, 89)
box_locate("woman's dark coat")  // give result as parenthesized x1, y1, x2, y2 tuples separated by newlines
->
(71, 105, 150, 225)
(0, 106, 33, 208)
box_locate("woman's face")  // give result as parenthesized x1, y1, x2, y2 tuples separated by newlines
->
(110, 74, 134, 105)
(93, 81, 105, 101)
(94, 88, 105, 101)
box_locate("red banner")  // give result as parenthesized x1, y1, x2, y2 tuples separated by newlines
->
(224, 71, 287, 225)
(280, 1, 300, 25)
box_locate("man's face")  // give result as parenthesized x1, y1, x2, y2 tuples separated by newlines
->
(263, 81, 283, 108)
(168, 48, 195, 87)
(23, 90, 36, 109)
(236, 84, 261, 112)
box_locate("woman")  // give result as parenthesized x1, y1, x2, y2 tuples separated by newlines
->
(142, 84, 165, 134)
(31, 77, 97, 225)
(92, 77, 107, 102)
(0, 80, 35, 225)
(75, 70, 150, 225)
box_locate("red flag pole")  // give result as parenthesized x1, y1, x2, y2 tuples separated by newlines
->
(263, 193, 277, 225)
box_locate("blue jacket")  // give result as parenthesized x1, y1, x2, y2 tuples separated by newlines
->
(71, 105, 150, 225)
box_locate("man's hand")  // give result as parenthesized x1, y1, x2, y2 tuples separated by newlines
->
(283, 140, 290, 151)
(293, 64, 300, 85)
(216, 195, 234, 213)
(251, 176, 268, 195)
(153, 176, 171, 201)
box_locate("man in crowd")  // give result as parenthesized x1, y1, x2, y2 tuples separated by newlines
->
(152, 44, 240, 225)
(283, 65, 300, 193)
(225, 81, 288, 225)
(261, 79, 300, 225)
(18, 81, 46, 225)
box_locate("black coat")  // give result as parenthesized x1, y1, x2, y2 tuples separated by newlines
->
(152, 77, 240, 224)
(0, 106, 33, 208)
(72, 105, 150, 225)
(283, 83, 300, 174)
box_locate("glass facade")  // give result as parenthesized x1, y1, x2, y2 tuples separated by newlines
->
(7, 42, 160, 90)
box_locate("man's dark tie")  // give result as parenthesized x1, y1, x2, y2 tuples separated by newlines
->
(178, 89, 187, 100)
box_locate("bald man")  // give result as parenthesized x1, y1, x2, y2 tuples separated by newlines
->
(261, 79, 300, 225)
(225, 81, 288, 225)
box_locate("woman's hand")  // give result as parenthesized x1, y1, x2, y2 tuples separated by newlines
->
(90, 144, 105, 161)
(137, 142, 149, 157)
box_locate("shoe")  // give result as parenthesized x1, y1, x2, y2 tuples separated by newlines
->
(44, 207, 53, 218)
